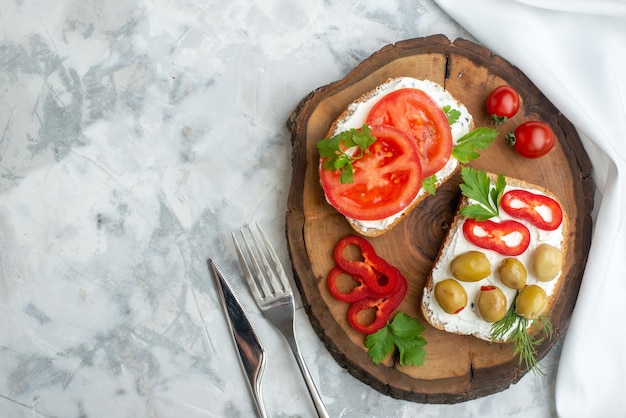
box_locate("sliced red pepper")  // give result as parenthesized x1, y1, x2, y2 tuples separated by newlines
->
(463, 218, 531, 256)
(327, 235, 409, 334)
(500, 189, 563, 230)
(346, 272, 407, 334)
(327, 266, 376, 303)
(333, 235, 399, 296)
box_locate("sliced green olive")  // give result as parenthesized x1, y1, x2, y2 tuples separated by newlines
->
(450, 251, 491, 282)
(477, 286, 507, 322)
(498, 258, 527, 289)
(532, 243, 562, 281)
(435, 279, 468, 314)
(516, 284, 548, 320)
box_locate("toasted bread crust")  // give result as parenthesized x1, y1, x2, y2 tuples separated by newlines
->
(421, 173, 569, 342)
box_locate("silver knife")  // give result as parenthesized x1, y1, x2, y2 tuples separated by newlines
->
(208, 259, 267, 418)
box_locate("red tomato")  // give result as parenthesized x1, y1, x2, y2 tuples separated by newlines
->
(486, 85, 520, 123)
(366, 88, 453, 177)
(507, 121, 555, 158)
(501, 189, 563, 230)
(463, 218, 531, 256)
(319, 124, 422, 221)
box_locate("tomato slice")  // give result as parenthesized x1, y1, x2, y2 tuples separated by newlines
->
(500, 189, 563, 230)
(319, 124, 422, 221)
(366, 88, 453, 177)
(462, 218, 531, 256)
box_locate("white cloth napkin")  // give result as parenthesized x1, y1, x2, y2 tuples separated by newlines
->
(434, 1, 626, 416)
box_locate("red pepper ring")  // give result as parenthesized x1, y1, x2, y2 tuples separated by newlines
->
(346, 273, 407, 334)
(500, 189, 563, 231)
(333, 235, 399, 296)
(463, 218, 531, 256)
(327, 266, 376, 303)
(333, 235, 379, 276)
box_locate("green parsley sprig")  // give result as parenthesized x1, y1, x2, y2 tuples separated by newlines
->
(317, 124, 377, 184)
(491, 291, 554, 375)
(443, 105, 461, 125)
(422, 175, 438, 195)
(459, 167, 506, 220)
(452, 127, 498, 163)
(365, 313, 427, 366)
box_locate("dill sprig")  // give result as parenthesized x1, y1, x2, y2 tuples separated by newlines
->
(491, 291, 554, 375)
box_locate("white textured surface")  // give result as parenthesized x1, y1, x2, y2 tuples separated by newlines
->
(1, 1, 562, 417)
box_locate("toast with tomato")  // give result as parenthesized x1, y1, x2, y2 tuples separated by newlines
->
(317, 77, 497, 237)
(420, 168, 568, 344)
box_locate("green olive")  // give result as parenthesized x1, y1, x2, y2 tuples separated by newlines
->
(434, 279, 468, 315)
(497, 258, 527, 289)
(477, 286, 507, 322)
(450, 251, 491, 282)
(515, 285, 548, 320)
(532, 243, 563, 282)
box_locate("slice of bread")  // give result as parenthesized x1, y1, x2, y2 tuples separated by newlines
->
(320, 77, 474, 237)
(420, 173, 568, 342)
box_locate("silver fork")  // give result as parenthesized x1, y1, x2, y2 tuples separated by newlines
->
(232, 223, 330, 418)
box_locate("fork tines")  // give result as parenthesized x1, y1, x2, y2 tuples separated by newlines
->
(232, 223, 291, 305)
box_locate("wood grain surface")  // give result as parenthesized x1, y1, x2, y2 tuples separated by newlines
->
(285, 35, 594, 403)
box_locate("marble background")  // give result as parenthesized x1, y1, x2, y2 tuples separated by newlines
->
(1, 1, 561, 417)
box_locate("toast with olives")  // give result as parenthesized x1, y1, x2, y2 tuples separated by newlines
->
(420, 171, 569, 342)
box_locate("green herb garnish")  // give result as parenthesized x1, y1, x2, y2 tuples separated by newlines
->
(459, 167, 506, 221)
(365, 313, 427, 366)
(422, 175, 437, 195)
(452, 127, 498, 163)
(491, 292, 554, 375)
(317, 124, 377, 184)
(443, 105, 461, 125)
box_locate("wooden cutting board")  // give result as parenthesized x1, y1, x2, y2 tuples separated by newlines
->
(285, 35, 593, 403)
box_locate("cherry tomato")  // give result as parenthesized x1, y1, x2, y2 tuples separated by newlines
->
(500, 189, 563, 230)
(366, 88, 453, 177)
(462, 218, 531, 256)
(506, 121, 555, 158)
(319, 124, 422, 221)
(486, 85, 520, 125)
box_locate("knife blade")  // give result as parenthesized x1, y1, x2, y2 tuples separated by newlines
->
(208, 259, 267, 418)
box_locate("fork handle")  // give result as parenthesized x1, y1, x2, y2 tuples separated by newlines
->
(285, 332, 330, 418)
